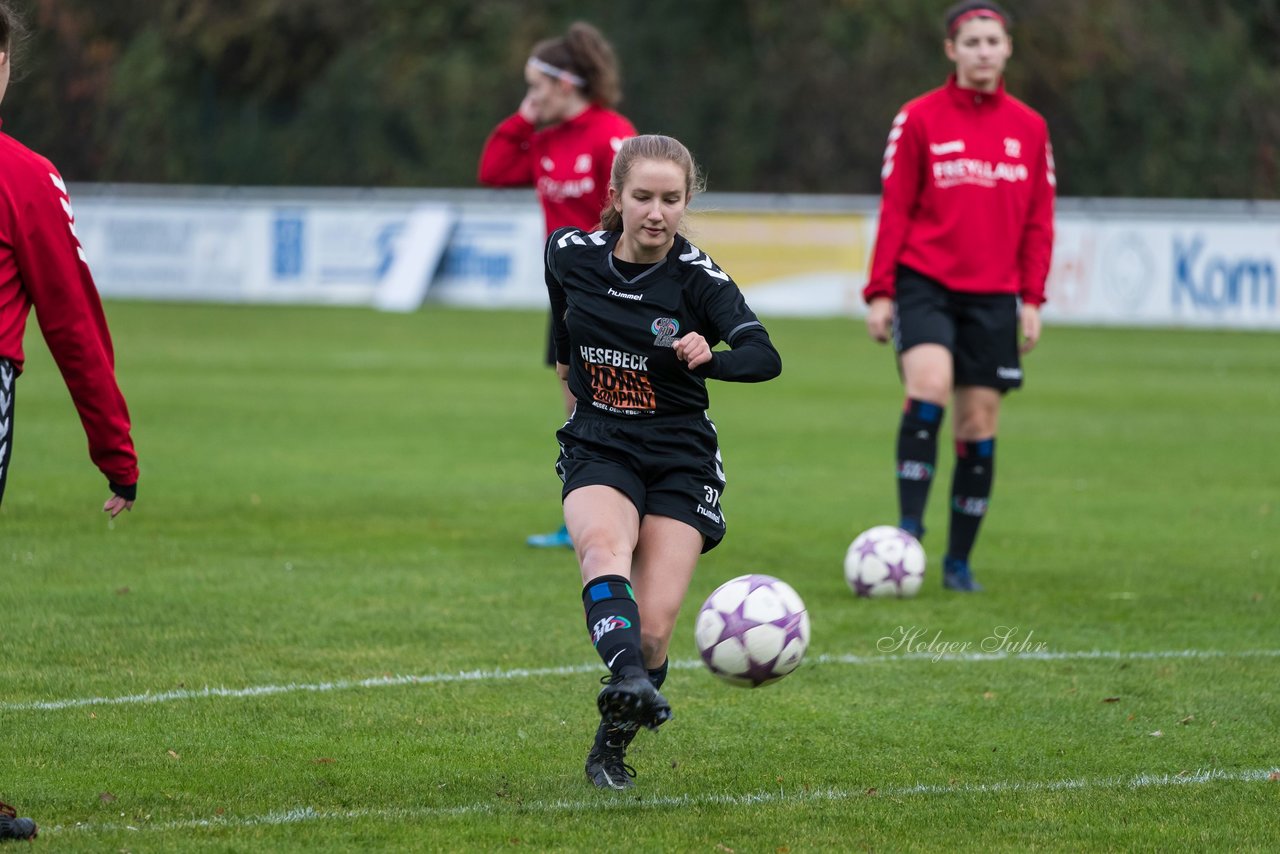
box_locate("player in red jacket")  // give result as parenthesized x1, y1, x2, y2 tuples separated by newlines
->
(479, 21, 635, 549)
(863, 1, 1054, 592)
(0, 3, 138, 519)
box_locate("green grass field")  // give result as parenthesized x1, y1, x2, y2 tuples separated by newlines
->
(2, 302, 1277, 851)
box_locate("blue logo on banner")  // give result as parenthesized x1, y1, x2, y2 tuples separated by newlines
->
(442, 244, 512, 286)
(1174, 235, 1277, 311)
(273, 214, 305, 279)
(376, 223, 403, 279)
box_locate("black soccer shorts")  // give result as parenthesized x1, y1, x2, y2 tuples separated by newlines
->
(892, 266, 1024, 391)
(555, 409, 728, 552)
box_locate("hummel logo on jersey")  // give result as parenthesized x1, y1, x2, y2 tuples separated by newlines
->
(678, 244, 730, 282)
(930, 140, 966, 155)
(556, 229, 608, 249)
(49, 173, 88, 263)
(608, 288, 643, 301)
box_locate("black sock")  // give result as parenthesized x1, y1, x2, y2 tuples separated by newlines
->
(583, 575, 645, 676)
(947, 438, 995, 563)
(897, 398, 944, 535)
(647, 658, 669, 691)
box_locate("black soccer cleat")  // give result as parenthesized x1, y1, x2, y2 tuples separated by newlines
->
(585, 720, 640, 790)
(0, 801, 37, 841)
(942, 556, 984, 592)
(597, 667, 672, 731)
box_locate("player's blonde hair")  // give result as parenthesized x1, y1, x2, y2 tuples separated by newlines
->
(599, 135, 705, 233)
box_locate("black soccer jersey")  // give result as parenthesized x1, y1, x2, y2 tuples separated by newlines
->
(546, 227, 781, 418)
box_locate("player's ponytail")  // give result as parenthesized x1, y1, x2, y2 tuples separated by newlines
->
(599, 135, 705, 233)
(530, 21, 622, 108)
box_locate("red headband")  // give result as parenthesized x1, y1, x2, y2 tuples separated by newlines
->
(948, 8, 1007, 37)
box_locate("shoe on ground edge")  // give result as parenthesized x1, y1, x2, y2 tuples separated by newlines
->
(898, 517, 925, 541)
(585, 720, 639, 790)
(526, 524, 573, 549)
(0, 801, 37, 841)
(942, 556, 984, 592)
(597, 668, 672, 731)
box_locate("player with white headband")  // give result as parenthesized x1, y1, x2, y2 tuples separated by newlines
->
(479, 21, 636, 551)
(862, 0, 1055, 593)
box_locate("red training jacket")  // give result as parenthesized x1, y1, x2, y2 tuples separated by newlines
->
(478, 104, 636, 234)
(0, 122, 139, 488)
(865, 75, 1056, 305)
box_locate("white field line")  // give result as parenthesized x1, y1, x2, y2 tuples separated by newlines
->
(5, 648, 1280, 713)
(50, 767, 1279, 835)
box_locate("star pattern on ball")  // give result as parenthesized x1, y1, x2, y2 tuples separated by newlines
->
(884, 558, 910, 587)
(854, 537, 881, 561)
(853, 575, 878, 597)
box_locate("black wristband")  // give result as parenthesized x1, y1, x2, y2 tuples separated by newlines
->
(109, 481, 137, 502)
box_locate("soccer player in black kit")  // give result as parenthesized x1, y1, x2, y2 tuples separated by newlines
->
(545, 134, 782, 789)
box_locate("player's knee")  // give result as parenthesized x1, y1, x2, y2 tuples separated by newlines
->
(954, 411, 998, 440)
(905, 377, 950, 404)
(575, 531, 634, 573)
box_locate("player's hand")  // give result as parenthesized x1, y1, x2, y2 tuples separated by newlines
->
(673, 334, 712, 370)
(865, 298, 894, 344)
(555, 362, 569, 381)
(518, 94, 539, 125)
(103, 495, 133, 518)
(1020, 304, 1042, 354)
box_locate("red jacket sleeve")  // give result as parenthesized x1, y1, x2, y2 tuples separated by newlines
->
(865, 107, 923, 302)
(16, 171, 138, 487)
(1017, 131, 1056, 306)
(477, 114, 536, 187)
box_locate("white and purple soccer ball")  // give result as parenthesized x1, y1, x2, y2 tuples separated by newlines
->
(844, 525, 927, 598)
(694, 574, 810, 687)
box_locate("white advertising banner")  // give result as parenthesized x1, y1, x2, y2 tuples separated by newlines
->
(427, 208, 547, 308)
(692, 205, 1280, 329)
(73, 196, 456, 310)
(1043, 218, 1279, 329)
(68, 187, 1280, 329)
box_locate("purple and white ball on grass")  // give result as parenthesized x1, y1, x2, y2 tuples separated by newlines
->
(694, 574, 810, 687)
(844, 525, 926, 598)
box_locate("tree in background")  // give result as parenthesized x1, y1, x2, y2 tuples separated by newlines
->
(3, 0, 1278, 198)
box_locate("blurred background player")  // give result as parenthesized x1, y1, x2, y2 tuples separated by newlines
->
(0, 1, 138, 517)
(478, 21, 636, 549)
(862, 0, 1054, 592)
(546, 135, 781, 789)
